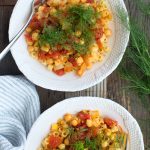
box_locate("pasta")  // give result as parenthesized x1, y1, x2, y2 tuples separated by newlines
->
(38, 110, 127, 150)
(25, 0, 112, 76)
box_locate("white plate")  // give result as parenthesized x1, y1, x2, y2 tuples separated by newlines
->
(25, 97, 144, 150)
(9, 0, 130, 91)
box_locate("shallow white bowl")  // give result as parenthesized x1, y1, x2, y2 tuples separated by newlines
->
(9, 0, 130, 91)
(25, 97, 144, 150)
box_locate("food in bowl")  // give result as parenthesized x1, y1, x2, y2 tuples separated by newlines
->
(25, 0, 112, 76)
(38, 110, 127, 150)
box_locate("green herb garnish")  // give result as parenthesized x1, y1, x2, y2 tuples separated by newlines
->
(117, 7, 150, 108)
(39, 26, 67, 46)
(134, 0, 150, 15)
(68, 4, 97, 27)
(39, 4, 98, 54)
(85, 138, 98, 150)
(73, 141, 84, 150)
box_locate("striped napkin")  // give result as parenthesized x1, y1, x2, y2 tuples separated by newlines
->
(0, 76, 40, 150)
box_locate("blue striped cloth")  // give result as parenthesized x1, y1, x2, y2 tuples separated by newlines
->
(0, 76, 40, 150)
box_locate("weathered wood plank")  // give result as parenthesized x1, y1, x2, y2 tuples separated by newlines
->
(37, 87, 65, 112)
(107, 0, 150, 148)
(0, 6, 20, 75)
(65, 80, 107, 98)
(0, 0, 17, 6)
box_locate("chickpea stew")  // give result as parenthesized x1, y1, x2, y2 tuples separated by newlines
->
(25, 0, 112, 76)
(38, 110, 127, 150)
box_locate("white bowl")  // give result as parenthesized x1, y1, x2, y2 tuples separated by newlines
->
(25, 97, 144, 150)
(9, 0, 130, 91)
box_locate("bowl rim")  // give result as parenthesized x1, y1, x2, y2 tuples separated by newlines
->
(25, 97, 144, 150)
(9, 0, 130, 92)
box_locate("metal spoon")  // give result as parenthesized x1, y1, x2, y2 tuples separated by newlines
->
(0, 0, 44, 61)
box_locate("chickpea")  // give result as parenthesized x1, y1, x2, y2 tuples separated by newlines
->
(104, 29, 112, 37)
(28, 46, 34, 52)
(60, 120, 65, 125)
(47, 59, 53, 65)
(100, 19, 109, 26)
(68, 0, 80, 4)
(102, 141, 109, 148)
(63, 124, 69, 128)
(105, 129, 112, 136)
(80, 0, 86, 3)
(86, 119, 93, 127)
(27, 41, 33, 46)
(58, 144, 65, 149)
(76, 57, 84, 66)
(71, 119, 78, 126)
(26, 27, 32, 33)
(55, 59, 63, 66)
(49, 8, 57, 15)
(47, 0, 52, 6)
(64, 138, 69, 145)
(90, 43, 99, 53)
(38, 6, 44, 12)
(75, 30, 82, 37)
(52, 0, 61, 6)
(79, 39, 85, 45)
(111, 126, 118, 133)
(110, 134, 116, 141)
(64, 114, 72, 122)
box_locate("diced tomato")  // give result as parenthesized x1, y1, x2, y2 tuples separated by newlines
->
(56, 45, 62, 50)
(104, 118, 117, 127)
(53, 68, 65, 76)
(25, 34, 33, 42)
(80, 132, 88, 140)
(38, 51, 61, 60)
(48, 135, 62, 149)
(92, 127, 99, 137)
(95, 28, 103, 40)
(50, 51, 61, 59)
(97, 40, 103, 49)
(59, 50, 68, 55)
(38, 51, 47, 60)
(78, 112, 91, 120)
(68, 57, 78, 67)
(29, 16, 41, 30)
(86, 0, 94, 3)
(29, 21, 41, 30)
(34, 0, 41, 6)
(43, 7, 49, 13)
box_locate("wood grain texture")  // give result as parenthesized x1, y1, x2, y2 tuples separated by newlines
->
(0, 0, 149, 149)
(0, 6, 20, 75)
(0, 0, 17, 6)
(107, 0, 150, 148)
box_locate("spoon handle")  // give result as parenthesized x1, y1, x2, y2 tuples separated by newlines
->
(0, 12, 34, 62)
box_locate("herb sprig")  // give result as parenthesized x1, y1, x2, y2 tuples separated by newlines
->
(39, 26, 68, 46)
(72, 137, 100, 150)
(117, 6, 150, 107)
(134, 0, 150, 15)
(39, 4, 97, 54)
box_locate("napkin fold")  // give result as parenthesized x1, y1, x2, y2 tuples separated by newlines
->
(0, 76, 40, 150)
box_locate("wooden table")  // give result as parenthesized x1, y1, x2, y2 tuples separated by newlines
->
(0, 0, 150, 149)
